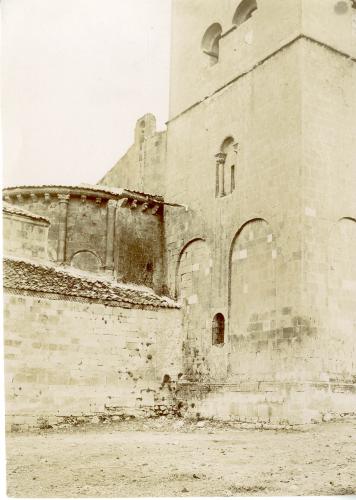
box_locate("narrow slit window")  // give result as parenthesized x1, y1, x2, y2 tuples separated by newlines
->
(212, 313, 225, 345)
(231, 165, 236, 193)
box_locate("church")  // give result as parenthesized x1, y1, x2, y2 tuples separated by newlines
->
(3, 0, 356, 430)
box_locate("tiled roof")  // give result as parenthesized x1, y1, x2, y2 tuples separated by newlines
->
(3, 256, 179, 309)
(2, 202, 50, 224)
(92, 183, 163, 201)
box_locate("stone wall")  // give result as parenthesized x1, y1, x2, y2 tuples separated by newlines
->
(162, 1, 356, 423)
(3, 208, 50, 261)
(298, 37, 356, 384)
(169, 0, 353, 119)
(4, 0, 355, 429)
(165, 39, 304, 390)
(176, 380, 356, 425)
(99, 114, 167, 196)
(115, 203, 165, 293)
(4, 291, 183, 430)
(3, 188, 166, 293)
(4, 193, 107, 267)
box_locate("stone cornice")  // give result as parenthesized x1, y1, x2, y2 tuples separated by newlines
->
(2, 185, 167, 217)
(2, 184, 165, 205)
(2, 184, 188, 211)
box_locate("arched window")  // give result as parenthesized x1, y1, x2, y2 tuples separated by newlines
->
(215, 137, 238, 197)
(212, 313, 225, 345)
(202, 23, 223, 66)
(233, 0, 258, 27)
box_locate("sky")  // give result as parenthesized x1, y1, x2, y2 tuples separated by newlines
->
(1, 0, 172, 187)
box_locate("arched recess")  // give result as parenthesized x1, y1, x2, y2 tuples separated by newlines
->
(176, 238, 206, 298)
(201, 23, 223, 66)
(233, 0, 258, 27)
(176, 238, 212, 379)
(328, 217, 356, 376)
(70, 250, 102, 273)
(228, 218, 276, 345)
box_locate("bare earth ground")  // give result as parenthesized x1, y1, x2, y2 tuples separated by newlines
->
(6, 417, 356, 497)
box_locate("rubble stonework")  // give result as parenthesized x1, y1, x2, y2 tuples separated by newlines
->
(3, 0, 356, 429)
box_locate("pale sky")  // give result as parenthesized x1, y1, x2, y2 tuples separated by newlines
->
(1, 0, 172, 187)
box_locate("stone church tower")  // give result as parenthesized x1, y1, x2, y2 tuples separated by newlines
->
(163, 0, 356, 422)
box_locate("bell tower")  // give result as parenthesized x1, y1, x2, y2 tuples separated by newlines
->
(165, 0, 356, 423)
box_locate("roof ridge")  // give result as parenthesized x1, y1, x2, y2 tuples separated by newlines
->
(2, 201, 50, 223)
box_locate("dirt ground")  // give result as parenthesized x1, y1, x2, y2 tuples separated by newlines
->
(6, 417, 356, 497)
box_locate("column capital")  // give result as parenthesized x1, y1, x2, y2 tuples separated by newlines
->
(107, 199, 117, 209)
(141, 202, 149, 212)
(151, 204, 160, 215)
(57, 193, 70, 203)
(130, 200, 138, 209)
(215, 152, 227, 165)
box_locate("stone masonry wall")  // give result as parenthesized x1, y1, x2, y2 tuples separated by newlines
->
(115, 204, 165, 294)
(7, 194, 107, 267)
(3, 214, 49, 261)
(99, 114, 167, 197)
(13, 195, 61, 262)
(163, 1, 356, 423)
(169, 0, 353, 119)
(4, 291, 183, 430)
(5, 192, 166, 292)
(298, 38, 356, 383)
(166, 40, 304, 388)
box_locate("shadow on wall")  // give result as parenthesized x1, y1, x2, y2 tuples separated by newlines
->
(328, 217, 356, 378)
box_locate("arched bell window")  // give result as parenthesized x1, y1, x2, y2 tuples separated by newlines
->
(202, 23, 223, 66)
(233, 0, 258, 27)
(212, 313, 225, 345)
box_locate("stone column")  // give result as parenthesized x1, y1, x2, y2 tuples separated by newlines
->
(57, 194, 70, 263)
(215, 153, 226, 197)
(105, 199, 117, 272)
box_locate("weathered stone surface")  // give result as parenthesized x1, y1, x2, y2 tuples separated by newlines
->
(3, 0, 356, 428)
(4, 290, 182, 426)
(3, 256, 178, 309)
